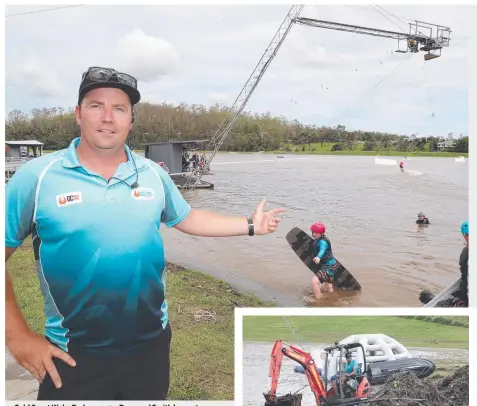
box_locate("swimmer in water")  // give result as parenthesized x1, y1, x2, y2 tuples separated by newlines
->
(416, 212, 430, 225)
(399, 160, 404, 172)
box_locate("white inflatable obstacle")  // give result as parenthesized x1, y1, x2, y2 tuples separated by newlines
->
(454, 156, 466, 163)
(374, 157, 397, 166)
(339, 334, 411, 364)
(296, 334, 411, 380)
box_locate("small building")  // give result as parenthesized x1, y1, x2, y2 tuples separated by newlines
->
(437, 140, 455, 151)
(143, 139, 209, 174)
(5, 140, 44, 159)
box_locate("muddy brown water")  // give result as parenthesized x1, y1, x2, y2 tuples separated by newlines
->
(242, 341, 469, 406)
(160, 153, 468, 307)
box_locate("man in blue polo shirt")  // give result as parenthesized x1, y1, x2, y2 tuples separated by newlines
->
(5, 66, 284, 400)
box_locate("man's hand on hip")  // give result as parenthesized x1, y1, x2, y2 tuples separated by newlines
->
(7, 330, 76, 388)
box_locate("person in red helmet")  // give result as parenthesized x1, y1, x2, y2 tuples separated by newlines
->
(310, 222, 340, 299)
(399, 160, 404, 172)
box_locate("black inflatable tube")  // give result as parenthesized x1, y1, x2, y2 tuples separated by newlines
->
(366, 358, 436, 385)
(293, 358, 436, 385)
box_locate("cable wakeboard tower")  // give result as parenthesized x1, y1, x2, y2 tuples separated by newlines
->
(293, 17, 451, 61)
(184, 6, 451, 189)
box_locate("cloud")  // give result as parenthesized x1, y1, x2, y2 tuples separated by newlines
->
(4, 4, 470, 137)
(6, 57, 65, 100)
(110, 29, 180, 82)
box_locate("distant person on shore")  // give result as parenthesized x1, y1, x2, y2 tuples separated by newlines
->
(5, 66, 284, 401)
(416, 212, 430, 225)
(310, 222, 340, 299)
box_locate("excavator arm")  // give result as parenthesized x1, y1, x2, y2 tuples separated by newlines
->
(264, 340, 327, 406)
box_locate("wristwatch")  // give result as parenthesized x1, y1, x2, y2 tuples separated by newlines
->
(247, 217, 255, 236)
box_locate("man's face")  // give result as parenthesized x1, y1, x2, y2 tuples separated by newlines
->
(75, 87, 132, 150)
(419, 216, 424, 221)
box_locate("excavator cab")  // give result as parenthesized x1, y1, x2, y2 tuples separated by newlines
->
(322, 343, 371, 405)
(263, 341, 370, 406)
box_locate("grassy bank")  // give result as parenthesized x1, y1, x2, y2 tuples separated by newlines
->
(7, 241, 267, 400)
(271, 142, 468, 157)
(243, 316, 468, 349)
(44, 145, 467, 158)
(399, 315, 468, 327)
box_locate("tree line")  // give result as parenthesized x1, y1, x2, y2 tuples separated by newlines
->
(5, 102, 468, 153)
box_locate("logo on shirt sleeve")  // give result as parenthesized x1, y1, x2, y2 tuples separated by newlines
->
(56, 192, 83, 207)
(131, 187, 155, 200)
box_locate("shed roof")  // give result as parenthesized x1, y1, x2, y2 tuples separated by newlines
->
(5, 140, 45, 146)
(142, 139, 209, 146)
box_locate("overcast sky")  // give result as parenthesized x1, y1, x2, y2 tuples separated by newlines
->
(5, 4, 472, 138)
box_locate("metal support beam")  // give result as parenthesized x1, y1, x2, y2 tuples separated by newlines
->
(184, 4, 304, 188)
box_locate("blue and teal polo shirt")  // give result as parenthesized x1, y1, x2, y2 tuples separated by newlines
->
(5, 137, 191, 356)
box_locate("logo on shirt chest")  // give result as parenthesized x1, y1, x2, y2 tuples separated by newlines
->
(56, 192, 83, 207)
(131, 187, 155, 200)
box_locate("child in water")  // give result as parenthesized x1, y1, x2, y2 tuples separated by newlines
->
(416, 212, 430, 225)
(310, 222, 340, 299)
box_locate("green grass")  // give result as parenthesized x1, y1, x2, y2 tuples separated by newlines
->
(398, 316, 469, 327)
(7, 241, 268, 400)
(270, 142, 468, 157)
(43, 145, 466, 158)
(243, 316, 469, 349)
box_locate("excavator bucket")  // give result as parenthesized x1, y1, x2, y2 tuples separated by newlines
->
(264, 393, 303, 406)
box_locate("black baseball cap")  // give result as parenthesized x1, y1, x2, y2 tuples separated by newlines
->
(78, 66, 141, 106)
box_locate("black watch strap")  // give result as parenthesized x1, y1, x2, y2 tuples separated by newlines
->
(247, 217, 254, 236)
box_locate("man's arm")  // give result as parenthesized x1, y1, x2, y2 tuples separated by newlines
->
(5, 165, 77, 388)
(174, 209, 249, 237)
(154, 163, 283, 237)
(5, 164, 39, 344)
(5, 247, 31, 344)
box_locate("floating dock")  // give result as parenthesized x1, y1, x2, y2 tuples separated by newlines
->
(170, 173, 214, 189)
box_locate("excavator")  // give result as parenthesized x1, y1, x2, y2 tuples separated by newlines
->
(263, 340, 371, 406)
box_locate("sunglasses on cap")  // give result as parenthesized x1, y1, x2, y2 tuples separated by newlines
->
(82, 67, 137, 89)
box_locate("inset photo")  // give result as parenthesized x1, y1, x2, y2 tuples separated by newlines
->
(241, 315, 469, 406)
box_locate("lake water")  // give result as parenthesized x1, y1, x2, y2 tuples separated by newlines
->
(161, 153, 468, 307)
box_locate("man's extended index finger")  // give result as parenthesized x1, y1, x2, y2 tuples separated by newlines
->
(50, 346, 76, 367)
(269, 207, 285, 216)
